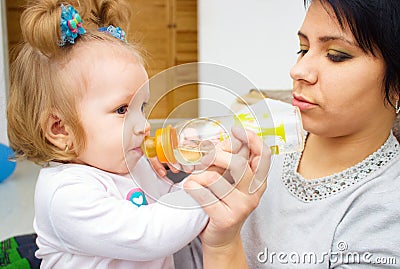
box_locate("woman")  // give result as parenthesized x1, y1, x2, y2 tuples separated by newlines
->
(180, 0, 400, 268)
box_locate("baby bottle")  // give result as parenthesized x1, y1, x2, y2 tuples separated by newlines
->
(142, 99, 305, 165)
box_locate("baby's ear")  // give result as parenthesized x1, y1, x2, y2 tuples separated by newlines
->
(44, 114, 74, 151)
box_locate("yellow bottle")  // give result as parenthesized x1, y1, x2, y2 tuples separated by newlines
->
(142, 100, 305, 165)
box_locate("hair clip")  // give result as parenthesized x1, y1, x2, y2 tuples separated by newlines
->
(98, 25, 127, 42)
(60, 4, 86, 46)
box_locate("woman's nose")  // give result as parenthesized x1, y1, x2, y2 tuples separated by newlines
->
(290, 54, 318, 85)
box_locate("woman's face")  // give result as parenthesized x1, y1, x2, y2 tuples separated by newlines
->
(290, 0, 393, 138)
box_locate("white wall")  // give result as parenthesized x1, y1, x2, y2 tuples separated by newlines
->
(198, 0, 306, 116)
(0, 0, 9, 145)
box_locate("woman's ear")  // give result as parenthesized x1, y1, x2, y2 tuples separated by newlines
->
(44, 114, 74, 151)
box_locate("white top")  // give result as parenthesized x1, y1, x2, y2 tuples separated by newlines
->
(34, 157, 208, 269)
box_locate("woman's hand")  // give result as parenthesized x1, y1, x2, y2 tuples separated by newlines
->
(183, 127, 271, 268)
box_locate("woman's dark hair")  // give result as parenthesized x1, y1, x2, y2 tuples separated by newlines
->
(304, 0, 400, 109)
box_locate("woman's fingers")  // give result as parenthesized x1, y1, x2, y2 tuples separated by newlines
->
(232, 127, 265, 156)
(236, 128, 271, 193)
(230, 126, 250, 146)
(218, 127, 250, 159)
(202, 127, 271, 194)
(249, 151, 270, 194)
(184, 170, 236, 207)
(184, 170, 253, 214)
(184, 175, 220, 207)
(201, 148, 254, 190)
(184, 171, 231, 204)
(184, 170, 264, 229)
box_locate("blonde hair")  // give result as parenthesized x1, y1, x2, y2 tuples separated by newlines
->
(7, 0, 144, 165)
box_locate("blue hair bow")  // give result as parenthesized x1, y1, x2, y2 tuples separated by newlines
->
(60, 4, 86, 46)
(98, 25, 127, 42)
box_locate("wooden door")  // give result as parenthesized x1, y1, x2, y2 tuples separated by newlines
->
(128, 0, 198, 119)
(5, 0, 25, 51)
(5, 0, 198, 119)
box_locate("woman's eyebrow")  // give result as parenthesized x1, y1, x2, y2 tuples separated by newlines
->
(297, 30, 357, 46)
(297, 31, 309, 41)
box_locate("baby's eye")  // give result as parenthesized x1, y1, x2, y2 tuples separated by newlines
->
(115, 105, 128, 115)
(141, 102, 148, 113)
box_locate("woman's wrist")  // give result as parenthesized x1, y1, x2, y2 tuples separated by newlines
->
(202, 235, 249, 269)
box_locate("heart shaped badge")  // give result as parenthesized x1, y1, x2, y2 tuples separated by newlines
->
(126, 188, 148, 207)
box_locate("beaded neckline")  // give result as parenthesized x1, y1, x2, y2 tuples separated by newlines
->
(282, 134, 400, 202)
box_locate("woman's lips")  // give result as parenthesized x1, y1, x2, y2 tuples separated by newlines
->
(292, 95, 317, 111)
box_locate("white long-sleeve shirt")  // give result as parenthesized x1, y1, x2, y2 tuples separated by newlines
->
(34, 157, 208, 269)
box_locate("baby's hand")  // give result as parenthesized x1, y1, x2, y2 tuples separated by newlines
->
(148, 157, 181, 178)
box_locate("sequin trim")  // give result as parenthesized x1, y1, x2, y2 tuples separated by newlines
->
(282, 134, 400, 202)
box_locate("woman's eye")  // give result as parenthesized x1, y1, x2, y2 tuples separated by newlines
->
(115, 105, 128, 115)
(297, 49, 308, 56)
(296, 44, 308, 56)
(327, 50, 353, 62)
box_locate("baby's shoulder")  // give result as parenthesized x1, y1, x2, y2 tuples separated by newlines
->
(39, 163, 116, 188)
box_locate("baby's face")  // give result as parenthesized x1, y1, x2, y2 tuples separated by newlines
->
(72, 43, 150, 174)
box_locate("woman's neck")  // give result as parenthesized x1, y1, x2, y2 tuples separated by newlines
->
(297, 130, 392, 180)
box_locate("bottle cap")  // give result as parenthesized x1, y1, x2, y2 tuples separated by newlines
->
(142, 125, 177, 163)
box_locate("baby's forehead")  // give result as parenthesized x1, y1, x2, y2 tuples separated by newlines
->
(70, 40, 140, 64)
(57, 39, 145, 89)
(61, 42, 140, 79)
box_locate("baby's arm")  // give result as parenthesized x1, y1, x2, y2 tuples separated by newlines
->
(47, 180, 208, 261)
